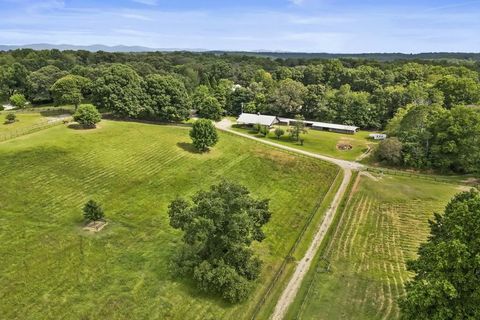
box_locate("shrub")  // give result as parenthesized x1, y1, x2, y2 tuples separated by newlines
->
(274, 128, 285, 139)
(189, 119, 218, 152)
(9, 93, 27, 108)
(73, 104, 101, 128)
(5, 113, 16, 123)
(82, 200, 104, 221)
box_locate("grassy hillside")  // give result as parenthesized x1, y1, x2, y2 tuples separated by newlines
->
(0, 120, 338, 319)
(287, 174, 463, 320)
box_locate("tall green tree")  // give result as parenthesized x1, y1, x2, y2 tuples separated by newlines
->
(168, 180, 271, 303)
(289, 114, 307, 142)
(51, 75, 90, 110)
(26, 65, 68, 103)
(434, 75, 480, 108)
(429, 106, 480, 173)
(143, 74, 191, 121)
(270, 79, 306, 116)
(401, 189, 480, 319)
(189, 119, 218, 152)
(92, 64, 146, 118)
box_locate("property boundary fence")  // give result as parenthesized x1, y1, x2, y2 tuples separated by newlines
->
(248, 169, 342, 320)
(0, 116, 72, 142)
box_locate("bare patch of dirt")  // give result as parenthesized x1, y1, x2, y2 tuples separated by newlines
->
(336, 142, 353, 151)
(83, 220, 108, 232)
(462, 177, 480, 186)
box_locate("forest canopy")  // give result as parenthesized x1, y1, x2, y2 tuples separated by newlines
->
(1, 49, 479, 172)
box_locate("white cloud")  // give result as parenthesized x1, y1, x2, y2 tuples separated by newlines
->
(289, 0, 304, 5)
(131, 0, 158, 6)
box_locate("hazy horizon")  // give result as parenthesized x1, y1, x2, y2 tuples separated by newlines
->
(1, 0, 479, 53)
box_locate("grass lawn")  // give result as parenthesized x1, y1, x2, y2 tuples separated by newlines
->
(286, 173, 464, 320)
(0, 120, 339, 319)
(231, 124, 378, 161)
(0, 112, 46, 134)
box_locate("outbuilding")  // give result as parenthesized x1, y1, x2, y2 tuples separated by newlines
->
(369, 133, 387, 140)
(237, 113, 279, 127)
(278, 117, 359, 134)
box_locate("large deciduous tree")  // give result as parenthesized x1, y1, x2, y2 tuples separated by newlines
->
(270, 78, 306, 116)
(168, 180, 271, 303)
(92, 64, 146, 118)
(51, 75, 91, 110)
(434, 75, 480, 108)
(26, 65, 68, 103)
(401, 189, 480, 319)
(143, 74, 191, 121)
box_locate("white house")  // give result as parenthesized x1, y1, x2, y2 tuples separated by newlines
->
(237, 113, 279, 127)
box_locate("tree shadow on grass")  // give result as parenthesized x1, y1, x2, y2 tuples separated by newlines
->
(67, 123, 96, 130)
(177, 142, 205, 154)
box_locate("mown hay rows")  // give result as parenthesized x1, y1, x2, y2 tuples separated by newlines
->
(296, 176, 457, 320)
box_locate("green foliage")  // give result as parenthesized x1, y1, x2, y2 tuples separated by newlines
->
(143, 74, 191, 121)
(386, 104, 480, 173)
(0, 62, 28, 98)
(434, 75, 480, 108)
(274, 127, 285, 139)
(51, 75, 90, 109)
(5, 112, 16, 123)
(401, 189, 480, 319)
(9, 93, 27, 108)
(270, 78, 306, 116)
(26, 65, 68, 103)
(168, 180, 271, 303)
(189, 119, 218, 152)
(259, 125, 269, 137)
(82, 199, 105, 221)
(376, 137, 403, 165)
(92, 64, 146, 118)
(73, 104, 101, 128)
(289, 114, 307, 142)
(197, 96, 223, 121)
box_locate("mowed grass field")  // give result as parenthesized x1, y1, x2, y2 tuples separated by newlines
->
(0, 120, 339, 319)
(287, 173, 463, 320)
(231, 125, 377, 161)
(0, 112, 45, 133)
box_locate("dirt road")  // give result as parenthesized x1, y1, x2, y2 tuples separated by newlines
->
(215, 119, 358, 319)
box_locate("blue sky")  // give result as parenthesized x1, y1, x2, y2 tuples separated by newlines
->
(0, 0, 479, 52)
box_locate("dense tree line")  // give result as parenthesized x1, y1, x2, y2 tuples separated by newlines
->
(1, 49, 479, 172)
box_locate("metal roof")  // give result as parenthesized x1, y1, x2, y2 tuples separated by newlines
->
(237, 113, 279, 126)
(278, 117, 359, 132)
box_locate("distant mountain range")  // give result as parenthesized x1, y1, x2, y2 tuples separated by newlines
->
(0, 43, 205, 52)
(1, 44, 480, 61)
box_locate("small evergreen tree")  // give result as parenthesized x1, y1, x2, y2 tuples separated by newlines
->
(190, 119, 218, 152)
(83, 200, 104, 221)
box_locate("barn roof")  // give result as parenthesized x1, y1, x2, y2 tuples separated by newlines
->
(278, 117, 359, 132)
(237, 113, 279, 126)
